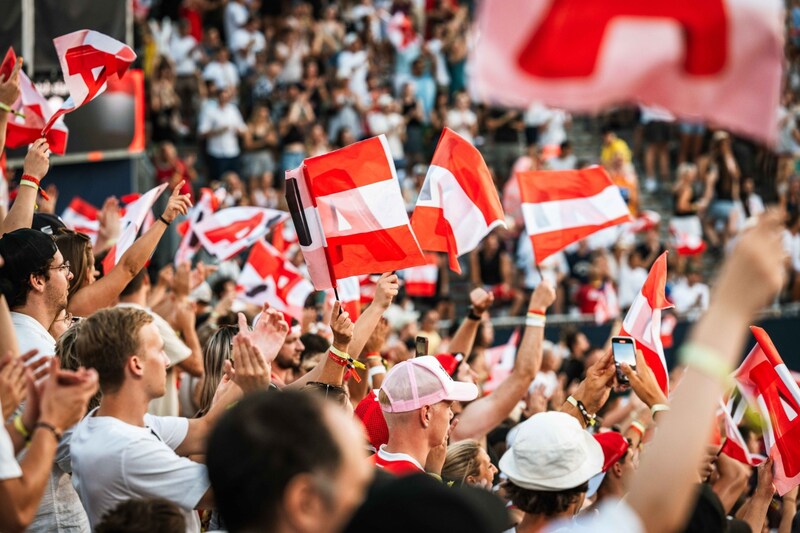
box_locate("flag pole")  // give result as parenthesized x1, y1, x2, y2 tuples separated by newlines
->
(334, 287, 340, 302)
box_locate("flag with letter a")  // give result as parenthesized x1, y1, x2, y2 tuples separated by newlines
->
(284, 135, 426, 290)
(43, 30, 136, 134)
(519, 166, 631, 264)
(619, 252, 672, 396)
(734, 327, 800, 495)
(472, 0, 783, 143)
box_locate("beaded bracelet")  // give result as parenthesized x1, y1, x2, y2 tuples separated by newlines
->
(566, 395, 596, 427)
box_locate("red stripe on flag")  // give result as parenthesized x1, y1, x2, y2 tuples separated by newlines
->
(430, 128, 504, 227)
(327, 226, 426, 279)
(304, 137, 395, 197)
(409, 205, 460, 273)
(529, 213, 631, 263)
(518, 166, 615, 203)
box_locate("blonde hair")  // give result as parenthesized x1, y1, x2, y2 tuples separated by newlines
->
(442, 440, 483, 486)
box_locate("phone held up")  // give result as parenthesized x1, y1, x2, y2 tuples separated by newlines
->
(415, 336, 429, 357)
(611, 336, 637, 385)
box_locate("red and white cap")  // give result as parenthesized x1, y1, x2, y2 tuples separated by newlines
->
(380, 356, 479, 413)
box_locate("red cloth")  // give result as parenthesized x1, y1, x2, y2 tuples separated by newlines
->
(155, 160, 192, 196)
(372, 453, 424, 476)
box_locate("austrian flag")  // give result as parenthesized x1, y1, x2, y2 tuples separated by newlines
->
(285, 135, 426, 290)
(620, 252, 672, 396)
(194, 206, 289, 261)
(518, 166, 632, 264)
(410, 128, 506, 273)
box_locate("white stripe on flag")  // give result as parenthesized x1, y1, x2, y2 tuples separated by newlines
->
(316, 178, 411, 237)
(418, 164, 504, 256)
(522, 186, 630, 236)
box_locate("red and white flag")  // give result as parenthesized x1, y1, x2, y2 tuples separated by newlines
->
(284, 135, 426, 290)
(720, 399, 766, 467)
(735, 327, 800, 495)
(410, 128, 506, 273)
(619, 252, 672, 396)
(519, 166, 632, 264)
(0, 48, 69, 154)
(174, 188, 219, 265)
(61, 197, 99, 243)
(473, 0, 783, 144)
(43, 30, 136, 135)
(102, 183, 168, 274)
(594, 282, 620, 325)
(630, 210, 661, 233)
(334, 276, 362, 320)
(194, 206, 289, 261)
(236, 239, 314, 320)
(387, 11, 420, 52)
(402, 253, 440, 298)
(483, 329, 521, 394)
(670, 221, 707, 256)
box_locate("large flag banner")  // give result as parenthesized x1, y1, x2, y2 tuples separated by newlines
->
(0, 48, 69, 154)
(285, 135, 426, 290)
(102, 183, 169, 274)
(194, 206, 289, 261)
(410, 128, 506, 273)
(61, 197, 99, 243)
(43, 30, 136, 135)
(236, 239, 314, 320)
(519, 166, 631, 263)
(619, 252, 672, 396)
(174, 188, 218, 265)
(472, 0, 783, 144)
(735, 327, 800, 495)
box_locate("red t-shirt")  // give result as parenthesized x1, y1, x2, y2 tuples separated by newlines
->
(576, 284, 602, 314)
(155, 160, 192, 196)
(372, 447, 424, 476)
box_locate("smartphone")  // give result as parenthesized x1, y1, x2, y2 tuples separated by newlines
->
(415, 336, 429, 357)
(611, 336, 637, 384)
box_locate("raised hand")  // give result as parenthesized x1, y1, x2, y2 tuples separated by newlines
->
(425, 418, 459, 476)
(160, 180, 192, 224)
(230, 333, 270, 394)
(372, 272, 400, 310)
(572, 349, 616, 414)
(97, 196, 121, 247)
(242, 307, 289, 364)
(529, 280, 556, 311)
(364, 317, 389, 354)
(172, 261, 191, 298)
(621, 349, 668, 408)
(23, 138, 50, 179)
(0, 353, 27, 418)
(0, 57, 21, 108)
(469, 287, 494, 317)
(330, 301, 354, 351)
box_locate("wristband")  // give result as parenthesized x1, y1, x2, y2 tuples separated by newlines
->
(328, 347, 366, 383)
(21, 174, 50, 201)
(525, 312, 546, 328)
(678, 343, 732, 384)
(629, 420, 646, 438)
(33, 421, 62, 442)
(566, 395, 596, 427)
(528, 308, 546, 316)
(650, 404, 670, 417)
(158, 215, 171, 226)
(467, 307, 482, 321)
(368, 365, 387, 379)
(364, 351, 382, 360)
(13, 415, 31, 441)
(0, 101, 25, 118)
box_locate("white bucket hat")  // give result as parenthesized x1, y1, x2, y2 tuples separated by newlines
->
(499, 412, 603, 491)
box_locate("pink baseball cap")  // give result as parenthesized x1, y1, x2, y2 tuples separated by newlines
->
(380, 356, 479, 413)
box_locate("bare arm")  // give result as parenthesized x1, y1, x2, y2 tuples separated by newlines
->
(452, 283, 555, 441)
(0, 58, 21, 156)
(0, 296, 18, 359)
(627, 211, 786, 533)
(448, 288, 494, 357)
(1, 140, 50, 235)
(737, 459, 775, 533)
(67, 183, 191, 316)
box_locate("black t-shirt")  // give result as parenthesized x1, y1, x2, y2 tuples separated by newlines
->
(566, 250, 593, 285)
(488, 108, 521, 143)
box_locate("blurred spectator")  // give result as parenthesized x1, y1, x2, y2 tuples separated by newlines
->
(640, 105, 675, 193)
(367, 94, 406, 173)
(150, 59, 185, 144)
(199, 87, 247, 181)
(600, 128, 632, 168)
(549, 140, 577, 171)
(671, 266, 710, 315)
(401, 82, 426, 167)
(241, 104, 277, 186)
(224, 0, 249, 46)
(153, 142, 195, 196)
(231, 16, 265, 76)
(202, 47, 239, 91)
(446, 91, 478, 144)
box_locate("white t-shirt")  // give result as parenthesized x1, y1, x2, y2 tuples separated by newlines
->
(367, 111, 404, 160)
(445, 109, 477, 144)
(202, 61, 240, 90)
(545, 498, 643, 532)
(231, 28, 265, 74)
(337, 50, 369, 100)
(0, 401, 22, 480)
(12, 311, 56, 363)
(671, 279, 710, 314)
(70, 410, 208, 533)
(198, 102, 246, 158)
(169, 35, 199, 76)
(224, 1, 249, 46)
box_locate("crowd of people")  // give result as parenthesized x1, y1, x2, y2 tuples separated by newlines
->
(0, 1, 798, 533)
